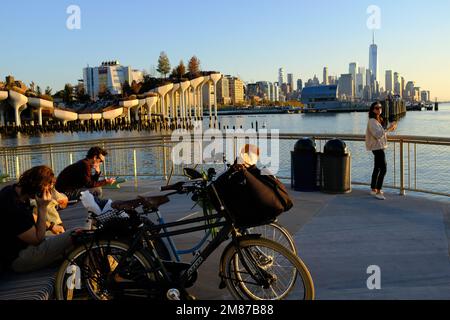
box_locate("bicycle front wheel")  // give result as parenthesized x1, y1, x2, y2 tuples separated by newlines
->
(220, 238, 314, 300)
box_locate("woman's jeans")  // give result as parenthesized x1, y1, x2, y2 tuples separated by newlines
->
(371, 149, 387, 190)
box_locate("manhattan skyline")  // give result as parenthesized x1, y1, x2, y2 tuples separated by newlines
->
(1, 0, 450, 100)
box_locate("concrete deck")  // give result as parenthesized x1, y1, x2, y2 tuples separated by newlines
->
(1, 179, 449, 300)
(102, 179, 450, 300)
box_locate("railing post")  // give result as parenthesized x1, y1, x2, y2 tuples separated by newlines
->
(399, 139, 406, 196)
(162, 137, 168, 181)
(15, 155, 20, 179)
(4, 150, 9, 177)
(133, 149, 137, 179)
(49, 146, 54, 171)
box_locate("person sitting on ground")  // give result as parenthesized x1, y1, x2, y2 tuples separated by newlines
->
(55, 146, 115, 200)
(0, 166, 76, 273)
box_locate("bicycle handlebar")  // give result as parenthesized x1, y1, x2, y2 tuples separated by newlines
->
(160, 181, 185, 192)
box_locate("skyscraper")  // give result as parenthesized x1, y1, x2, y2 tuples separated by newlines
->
(278, 68, 285, 86)
(323, 67, 329, 85)
(297, 79, 303, 92)
(338, 74, 354, 100)
(349, 63, 358, 96)
(394, 72, 401, 96)
(287, 73, 294, 92)
(356, 67, 366, 99)
(369, 32, 378, 83)
(385, 70, 393, 94)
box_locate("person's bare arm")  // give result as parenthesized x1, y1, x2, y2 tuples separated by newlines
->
(17, 190, 52, 245)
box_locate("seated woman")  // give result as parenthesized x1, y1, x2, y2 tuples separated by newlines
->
(30, 188, 68, 235)
(0, 166, 75, 273)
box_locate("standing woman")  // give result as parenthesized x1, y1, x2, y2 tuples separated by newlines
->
(365, 101, 397, 200)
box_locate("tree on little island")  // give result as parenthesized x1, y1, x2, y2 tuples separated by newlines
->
(157, 51, 171, 79)
(188, 56, 201, 76)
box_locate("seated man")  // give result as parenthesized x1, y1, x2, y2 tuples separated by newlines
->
(0, 166, 75, 273)
(55, 146, 115, 200)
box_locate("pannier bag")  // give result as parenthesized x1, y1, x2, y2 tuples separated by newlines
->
(209, 164, 293, 228)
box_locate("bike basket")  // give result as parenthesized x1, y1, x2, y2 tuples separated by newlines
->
(208, 165, 289, 228)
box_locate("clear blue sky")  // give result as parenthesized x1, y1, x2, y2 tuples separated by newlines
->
(1, 0, 449, 99)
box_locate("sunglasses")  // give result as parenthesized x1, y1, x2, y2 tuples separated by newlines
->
(374, 106, 382, 110)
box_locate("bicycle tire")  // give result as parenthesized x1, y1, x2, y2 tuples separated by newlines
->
(220, 238, 314, 300)
(244, 222, 297, 254)
(55, 240, 159, 300)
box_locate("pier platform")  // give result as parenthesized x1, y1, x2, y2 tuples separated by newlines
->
(0, 179, 449, 300)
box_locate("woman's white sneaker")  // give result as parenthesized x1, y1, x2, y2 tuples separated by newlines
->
(375, 193, 386, 200)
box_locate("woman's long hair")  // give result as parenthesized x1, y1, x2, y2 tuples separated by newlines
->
(369, 101, 385, 127)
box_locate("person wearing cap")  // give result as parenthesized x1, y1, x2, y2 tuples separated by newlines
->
(55, 146, 116, 200)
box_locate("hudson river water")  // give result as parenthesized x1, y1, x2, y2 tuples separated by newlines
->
(1, 104, 449, 148)
(1, 103, 449, 196)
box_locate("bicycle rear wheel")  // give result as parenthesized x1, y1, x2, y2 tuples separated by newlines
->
(243, 222, 297, 254)
(220, 238, 314, 300)
(55, 240, 161, 300)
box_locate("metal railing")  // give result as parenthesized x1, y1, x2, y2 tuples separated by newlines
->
(1, 133, 449, 197)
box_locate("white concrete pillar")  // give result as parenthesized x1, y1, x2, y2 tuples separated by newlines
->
(146, 96, 158, 121)
(210, 73, 222, 123)
(8, 90, 28, 126)
(0, 91, 8, 126)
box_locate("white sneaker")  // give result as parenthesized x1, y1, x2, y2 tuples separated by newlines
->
(370, 190, 377, 196)
(375, 193, 386, 200)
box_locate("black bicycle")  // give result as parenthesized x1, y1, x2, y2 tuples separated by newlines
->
(55, 169, 314, 300)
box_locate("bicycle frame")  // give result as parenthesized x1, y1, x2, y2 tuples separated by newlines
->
(154, 210, 216, 262)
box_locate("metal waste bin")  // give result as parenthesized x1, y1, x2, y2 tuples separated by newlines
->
(291, 138, 319, 191)
(321, 139, 351, 194)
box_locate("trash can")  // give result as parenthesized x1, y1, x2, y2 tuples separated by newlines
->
(291, 138, 319, 191)
(321, 139, 351, 194)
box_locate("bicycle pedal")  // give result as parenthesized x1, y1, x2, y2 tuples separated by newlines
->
(166, 288, 181, 300)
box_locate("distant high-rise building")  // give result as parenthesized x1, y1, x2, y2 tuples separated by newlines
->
(297, 79, 303, 92)
(385, 70, 393, 94)
(312, 75, 320, 86)
(323, 67, 329, 85)
(365, 69, 372, 87)
(227, 76, 244, 104)
(356, 67, 366, 99)
(83, 60, 143, 100)
(401, 77, 405, 98)
(421, 90, 430, 102)
(338, 74, 354, 100)
(216, 77, 231, 105)
(328, 76, 337, 85)
(278, 68, 285, 86)
(256, 81, 270, 100)
(394, 72, 401, 96)
(405, 81, 415, 101)
(287, 73, 294, 92)
(369, 32, 378, 82)
(414, 87, 421, 102)
(273, 82, 280, 101)
(349, 63, 358, 96)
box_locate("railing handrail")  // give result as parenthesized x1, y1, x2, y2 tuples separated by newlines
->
(1, 133, 450, 152)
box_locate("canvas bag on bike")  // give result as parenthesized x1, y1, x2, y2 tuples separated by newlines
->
(211, 164, 293, 227)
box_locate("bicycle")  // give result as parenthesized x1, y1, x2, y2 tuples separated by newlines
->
(55, 168, 314, 300)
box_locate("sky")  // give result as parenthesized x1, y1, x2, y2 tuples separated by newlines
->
(1, 0, 449, 100)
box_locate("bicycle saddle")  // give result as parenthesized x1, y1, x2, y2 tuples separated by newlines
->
(139, 195, 170, 210)
(111, 195, 170, 211)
